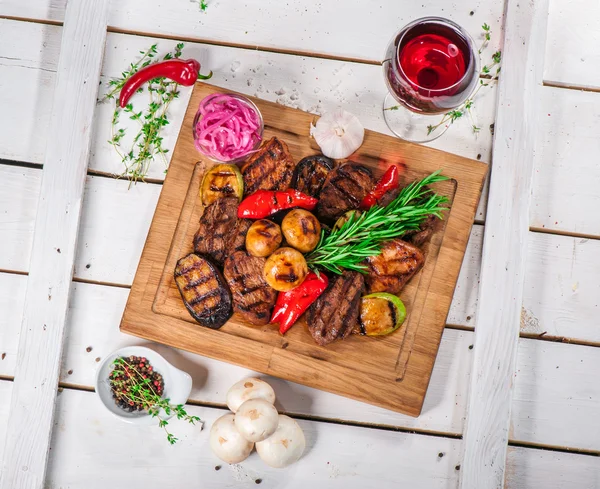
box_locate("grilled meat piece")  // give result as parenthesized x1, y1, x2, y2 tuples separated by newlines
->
(241, 137, 297, 196)
(365, 239, 425, 294)
(226, 218, 253, 256)
(405, 214, 437, 247)
(307, 270, 365, 346)
(174, 253, 233, 329)
(193, 197, 251, 265)
(224, 251, 277, 325)
(316, 163, 374, 223)
(291, 155, 334, 197)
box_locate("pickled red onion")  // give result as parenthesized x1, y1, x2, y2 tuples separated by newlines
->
(194, 94, 263, 161)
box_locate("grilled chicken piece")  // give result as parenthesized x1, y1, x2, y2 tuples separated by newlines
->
(316, 162, 374, 223)
(241, 137, 297, 196)
(405, 214, 437, 247)
(307, 270, 365, 346)
(174, 253, 233, 328)
(193, 197, 251, 265)
(224, 251, 278, 325)
(365, 239, 425, 294)
(291, 155, 334, 197)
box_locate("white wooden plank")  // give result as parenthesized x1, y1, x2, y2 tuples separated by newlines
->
(46, 387, 462, 489)
(543, 0, 600, 90)
(0, 20, 497, 178)
(0, 165, 41, 272)
(0, 1, 108, 487)
(523, 232, 600, 343)
(0, 0, 504, 63)
(459, 0, 550, 486)
(531, 86, 600, 238)
(511, 338, 600, 452)
(0, 381, 13, 468)
(0, 273, 27, 377)
(506, 446, 600, 489)
(60, 281, 471, 435)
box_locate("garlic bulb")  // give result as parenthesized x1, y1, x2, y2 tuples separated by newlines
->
(310, 108, 364, 159)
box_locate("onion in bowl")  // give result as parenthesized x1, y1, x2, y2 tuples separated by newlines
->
(193, 93, 263, 163)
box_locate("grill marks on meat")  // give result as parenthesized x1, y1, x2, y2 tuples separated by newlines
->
(193, 197, 251, 265)
(316, 163, 374, 223)
(224, 251, 277, 325)
(291, 155, 334, 197)
(365, 239, 425, 294)
(241, 137, 297, 196)
(174, 253, 233, 328)
(307, 271, 365, 346)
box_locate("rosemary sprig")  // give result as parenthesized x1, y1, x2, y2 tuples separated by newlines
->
(104, 43, 186, 185)
(305, 171, 449, 274)
(111, 357, 201, 445)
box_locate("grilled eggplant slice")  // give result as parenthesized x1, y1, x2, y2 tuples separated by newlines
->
(291, 155, 334, 197)
(200, 164, 244, 205)
(174, 253, 233, 329)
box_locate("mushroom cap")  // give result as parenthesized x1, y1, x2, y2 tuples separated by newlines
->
(209, 413, 254, 464)
(255, 415, 306, 468)
(226, 378, 276, 413)
(235, 399, 279, 442)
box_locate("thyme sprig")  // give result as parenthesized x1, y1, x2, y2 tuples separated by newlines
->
(104, 43, 186, 185)
(305, 171, 449, 274)
(111, 357, 201, 445)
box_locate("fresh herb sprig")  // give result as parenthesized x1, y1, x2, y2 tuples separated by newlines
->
(305, 171, 449, 274)
(111, 357, 201, 445)
(104, 43, 186, 184)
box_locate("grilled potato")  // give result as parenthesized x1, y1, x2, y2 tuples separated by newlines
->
(246, 220, 283, 257)
(281, 209, 321, 253)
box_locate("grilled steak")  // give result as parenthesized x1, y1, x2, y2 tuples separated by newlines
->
(241, 137, 297, 196)
(307, 270, 365, 346)
(224, 251, 277, 325)
(405, 214, 437, 246)
(174, 253, 233, 329)
(365, 239, 425, 294)
(291, 155, 334, 197)
(193, 197, 251, 265)
(316, 163, 374, 223)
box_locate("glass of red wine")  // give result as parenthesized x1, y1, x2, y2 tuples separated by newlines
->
(382, 17, 480, 143)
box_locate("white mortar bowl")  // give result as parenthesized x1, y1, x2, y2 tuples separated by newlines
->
(95, 346, 192, 425)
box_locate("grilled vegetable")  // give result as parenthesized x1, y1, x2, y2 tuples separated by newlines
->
(358, 292, 406, 336)
(281, 209, 321, 253)
(359, 164, 400, 210)
(237, 189, 318, 219)
(291, 155, 334, 197)
(174, 253, 233, 328)
(332, 210, 360, 232)
(246, 219, 282, 258)
(200, 163, 244, 205)
(271, 271, 329, 335)
(263, 247, 308, 292)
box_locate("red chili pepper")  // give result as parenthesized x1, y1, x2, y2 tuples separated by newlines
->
(119, 58, 213, 108)
(271, 272, 329, 334)
(359, 164, 400, 210)
(238, 189, 318, 219)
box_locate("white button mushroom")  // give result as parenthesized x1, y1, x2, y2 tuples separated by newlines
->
(235, 399, 279, 442)
(209, 413, 254, 464)
(226, 378, 276, 413)
(255, 415, 306, 468)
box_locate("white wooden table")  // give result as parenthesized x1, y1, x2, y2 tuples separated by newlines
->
(1, 1, 599, 488)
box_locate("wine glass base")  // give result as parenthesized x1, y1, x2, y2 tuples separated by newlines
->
(382, 93, 449, 143)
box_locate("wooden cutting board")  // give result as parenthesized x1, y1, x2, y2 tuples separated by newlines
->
(120, 82, 487, 416)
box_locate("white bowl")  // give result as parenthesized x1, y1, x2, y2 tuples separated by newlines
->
(95, 346, 192, 425)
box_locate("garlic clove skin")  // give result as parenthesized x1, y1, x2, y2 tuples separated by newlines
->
(310, 108, 365, 159)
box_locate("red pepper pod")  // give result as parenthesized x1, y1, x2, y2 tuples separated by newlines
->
(359, 164, 400, 210)
(119, 58, 213, 108)
(270, 272, 329, 335)
(238, 189, 318, 219)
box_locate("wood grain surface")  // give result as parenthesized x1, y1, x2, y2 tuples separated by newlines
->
(120, 82, 487, 416)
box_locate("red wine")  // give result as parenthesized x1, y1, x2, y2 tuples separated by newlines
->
(384, 19, 477, 114)
(399, 33, 467, 91)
